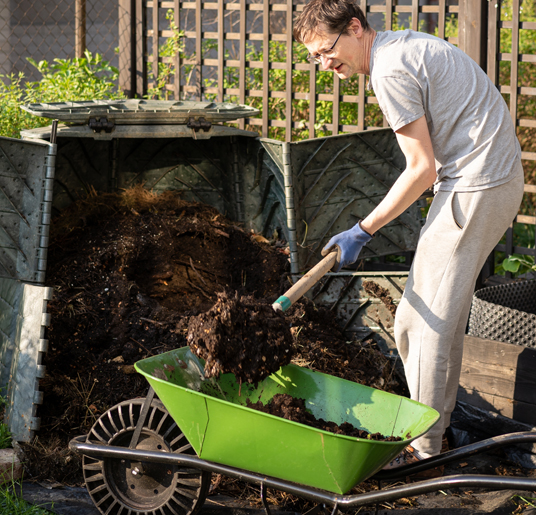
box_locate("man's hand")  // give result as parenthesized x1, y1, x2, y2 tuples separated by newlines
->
(321, 222, 372, 272)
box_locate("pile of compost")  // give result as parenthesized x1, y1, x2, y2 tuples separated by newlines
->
(22, 187, 406, 489)
(246, 394, 401, 441)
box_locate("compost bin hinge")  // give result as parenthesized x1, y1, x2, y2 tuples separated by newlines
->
(187, 116, 212, 132)
(88, 117, 115, 133)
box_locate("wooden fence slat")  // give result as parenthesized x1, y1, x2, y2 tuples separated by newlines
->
(119, 0, 133, 96)
(411, 0, 419, 31)
(218, 0, 224, 102)
(332, 74, 340, 136)
(196, 0, 202, 100)
(262, 0, 269, 137)
(136, 0, 146, 97)
(285, 0, 293, 141)
(358, 75, 365, 131)
(174, 0, 181, 100)
(308, 62, 316, 139)
(76, 0, 87, 59)
(152, 0, 159, 92)
(510, 0, 520, 127)
(239, 0, 246, 129)
(487, 0, 499, 83)
(385, 0, 393, 31)
(437, 0, 446, 40)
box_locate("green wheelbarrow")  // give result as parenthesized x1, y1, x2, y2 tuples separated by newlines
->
(70, 346, 536, 515)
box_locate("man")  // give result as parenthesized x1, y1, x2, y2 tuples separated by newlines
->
(293, 0, 524, 467)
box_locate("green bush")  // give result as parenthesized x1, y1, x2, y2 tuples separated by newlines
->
(0, 50, 124, 139)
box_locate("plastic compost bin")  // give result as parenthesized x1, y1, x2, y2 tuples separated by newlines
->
(0, 100, 423, 441)
(135, 346, 440, 494)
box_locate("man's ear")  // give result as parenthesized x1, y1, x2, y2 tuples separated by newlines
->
(349, 17, 363, 37)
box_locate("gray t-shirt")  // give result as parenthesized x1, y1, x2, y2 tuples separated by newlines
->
(369, 30, 521, 192)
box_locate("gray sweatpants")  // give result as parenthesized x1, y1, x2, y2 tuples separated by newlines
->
(394, 168, 525, 456)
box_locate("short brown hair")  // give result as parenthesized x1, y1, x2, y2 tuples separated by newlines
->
(293, 0, 369, 43)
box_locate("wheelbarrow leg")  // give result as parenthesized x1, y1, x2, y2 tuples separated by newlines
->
(129, 386, 156, 449)
(260, 482, 272, 515)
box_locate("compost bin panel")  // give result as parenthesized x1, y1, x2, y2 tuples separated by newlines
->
(311, 271, 406, 356)
(263, 129, 425, 272)
(0, 278, 52, 442)
(0, 137, 55, 284)
(52, 135, 264, 230)
(52, 138, 112, 214)
(255, 141, 294, 263)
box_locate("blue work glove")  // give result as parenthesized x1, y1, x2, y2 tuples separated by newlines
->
(321, 222, 372, 272)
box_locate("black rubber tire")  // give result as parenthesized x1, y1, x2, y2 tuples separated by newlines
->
(83, 397, 211, 515)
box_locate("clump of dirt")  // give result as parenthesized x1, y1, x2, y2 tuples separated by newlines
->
(246, 394, 401, 441)
(363, 280, 398, 317)
(21, 187, 406, 488)
(187, 292, 295, 384)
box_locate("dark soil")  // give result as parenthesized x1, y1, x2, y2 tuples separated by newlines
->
(22, 187, 406, 492)
(363, 279, 398, 317)
(188, 292, 295, 384)
(246, 394, 401, 441)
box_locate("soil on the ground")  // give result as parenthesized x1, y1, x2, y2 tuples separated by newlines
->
(246, 394, 401, 441)
(21, 187, 407, 493)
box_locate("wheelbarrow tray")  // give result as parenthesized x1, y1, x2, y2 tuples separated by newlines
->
(135, 347, 439, 494)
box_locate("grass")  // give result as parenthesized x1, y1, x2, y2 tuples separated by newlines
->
(0, 484, 53, 514)
(0, 397, 53, 514)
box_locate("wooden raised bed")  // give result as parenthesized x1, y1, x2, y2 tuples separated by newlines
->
(458, 334, 536, 427)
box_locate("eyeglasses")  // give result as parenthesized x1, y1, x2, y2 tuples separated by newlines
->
(306, 28, 345, 63)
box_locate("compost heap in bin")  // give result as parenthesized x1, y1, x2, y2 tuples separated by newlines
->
(22, 186, 407, 486)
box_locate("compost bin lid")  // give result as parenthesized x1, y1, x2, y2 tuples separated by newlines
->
(21, 99, 259, 125)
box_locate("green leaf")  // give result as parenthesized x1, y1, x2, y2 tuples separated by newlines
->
(502, 256, 521, 273)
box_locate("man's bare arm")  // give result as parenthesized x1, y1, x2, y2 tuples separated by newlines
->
(360, 115, 437, 236)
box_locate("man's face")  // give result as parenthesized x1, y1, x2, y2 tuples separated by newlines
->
(304, 19, 367, 79)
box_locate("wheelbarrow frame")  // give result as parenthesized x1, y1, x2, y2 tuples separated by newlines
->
(69, 387, 536, 515)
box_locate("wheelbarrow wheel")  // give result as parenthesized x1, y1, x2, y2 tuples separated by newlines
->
(83, 397, 211, 515)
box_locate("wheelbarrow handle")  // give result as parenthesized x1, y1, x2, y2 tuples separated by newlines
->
(272, 252, 337, 312)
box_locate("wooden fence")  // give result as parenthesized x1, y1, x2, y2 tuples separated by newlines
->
(117, 0, 535, 279)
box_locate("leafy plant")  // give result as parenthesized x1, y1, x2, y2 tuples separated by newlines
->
(496, 223, 536, 276)
(0, 51, 124, 139)
(26, 50, 122, 102)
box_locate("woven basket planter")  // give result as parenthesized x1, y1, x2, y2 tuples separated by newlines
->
(467, 280, 536, 348)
